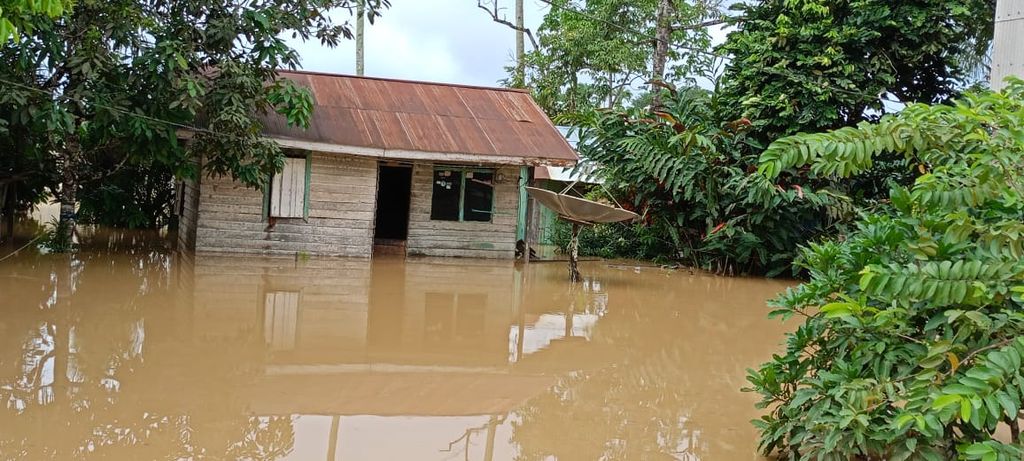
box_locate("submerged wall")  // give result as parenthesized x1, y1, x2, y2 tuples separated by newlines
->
(180, 152, 521, 259)
(192, 153, 378, 257)
(406, 164, 519, 259)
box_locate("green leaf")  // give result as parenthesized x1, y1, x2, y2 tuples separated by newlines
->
(931, 394, 961, 410)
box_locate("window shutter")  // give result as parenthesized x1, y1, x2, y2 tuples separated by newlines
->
(271, 157, 307, 218)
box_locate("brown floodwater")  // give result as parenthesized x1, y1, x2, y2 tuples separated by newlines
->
(0, 231, 792, 460)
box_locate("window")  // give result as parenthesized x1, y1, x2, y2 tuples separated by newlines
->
(430, 168, 494, 222)
(269, 155, 310, 219)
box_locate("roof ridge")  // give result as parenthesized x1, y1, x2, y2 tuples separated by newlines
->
(276, 69, 531, 94)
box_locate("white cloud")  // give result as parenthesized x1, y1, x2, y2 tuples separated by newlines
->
(284, 0, 548, 86)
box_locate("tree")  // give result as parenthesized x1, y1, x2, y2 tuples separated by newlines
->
(0, 0, 388, 241)
(0, 0, 69, 40)
(748, 80, 1024, 460)
(513, 0, 720, 117)
(568, 84, 838, 275)
(717, 0, 995, 144)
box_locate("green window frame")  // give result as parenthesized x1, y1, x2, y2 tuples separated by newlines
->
(430, 166, 496, 222)
(263, 150, 312, 221)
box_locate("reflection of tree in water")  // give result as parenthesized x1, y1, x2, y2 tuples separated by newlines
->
(511, 269, 778, 461)
(512, 322, 702, 461)
(0, 231, 294, 460)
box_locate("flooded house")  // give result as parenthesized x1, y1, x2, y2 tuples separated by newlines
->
(176, 71, 579, 258)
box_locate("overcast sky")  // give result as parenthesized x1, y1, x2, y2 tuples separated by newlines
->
(285, 0, 731, 88)
(285, 0, 548, 87)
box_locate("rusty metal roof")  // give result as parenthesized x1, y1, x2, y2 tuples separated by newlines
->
(261, 70, 579, 166)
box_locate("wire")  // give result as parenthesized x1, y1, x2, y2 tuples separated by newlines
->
(0, 233, 45, 264)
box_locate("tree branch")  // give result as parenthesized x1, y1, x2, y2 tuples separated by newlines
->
(671, 17, 728, 31)
(476, 0, 538, 50)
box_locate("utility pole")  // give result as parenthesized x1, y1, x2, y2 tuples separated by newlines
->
(515, 0, 525, 87)
(991, 0, 1024, 90)
(356, 0, 365, 76)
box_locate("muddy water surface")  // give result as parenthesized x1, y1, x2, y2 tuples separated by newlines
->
(0, 241, 792, 460)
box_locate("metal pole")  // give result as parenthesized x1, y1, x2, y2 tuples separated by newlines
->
(356, 0, 365, 76)
(515, 0, 525, 87)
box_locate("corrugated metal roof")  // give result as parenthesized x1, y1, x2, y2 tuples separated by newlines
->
(535, 126, 602, 183)
(261, 70, 579, 166)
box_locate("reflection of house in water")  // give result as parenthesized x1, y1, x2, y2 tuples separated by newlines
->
(184, 254, 606, 460)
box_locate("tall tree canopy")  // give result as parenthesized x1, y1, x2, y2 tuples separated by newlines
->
(515, 0, 722, 117)
(0, 0, 69, 40)
(0, 0, 388, 235)
(717, 0, 995, 143)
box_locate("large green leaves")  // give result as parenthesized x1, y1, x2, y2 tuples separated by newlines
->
(747, 82, 1024, 459)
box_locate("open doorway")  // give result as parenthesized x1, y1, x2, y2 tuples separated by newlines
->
(373, 163, 413, 255)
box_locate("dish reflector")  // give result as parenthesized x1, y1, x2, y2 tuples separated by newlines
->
(526, 187, 638, 225)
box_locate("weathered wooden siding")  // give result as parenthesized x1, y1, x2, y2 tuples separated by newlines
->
(176, 176, 201, 251)
(406, 164, 519, 258)
(992, 0, 1024, 90)
(194, 153, 378, 257)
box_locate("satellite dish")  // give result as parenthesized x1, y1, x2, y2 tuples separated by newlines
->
(526, 187, 638, 225)
(526, 187, 638, 282)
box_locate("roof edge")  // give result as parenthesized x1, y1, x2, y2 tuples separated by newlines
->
(271, 136, 578, 167)
(276, 69, 532, 94)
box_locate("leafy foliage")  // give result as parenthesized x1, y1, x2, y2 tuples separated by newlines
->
(76, 162, 175, 229)
(718, 0, 995, 144)
(0, 0, 69, 40)
(551, 219, 676, 262)
(747, 80, 1024, 459)
(515, 0, 720, 117)
(568, 86, 842, 275)
(1, 0, 387, 232)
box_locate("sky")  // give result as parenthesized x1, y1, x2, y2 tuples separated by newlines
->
(285, 0, 549, 87)
(284, 0, 732, 88)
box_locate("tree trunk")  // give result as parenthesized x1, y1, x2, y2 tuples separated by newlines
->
(568, 223, 582, 283)
(514, 0, 525, 87)
(651, 0, 675, 107)
(57, 134, 81, 247)
(0, 184, 11, 245)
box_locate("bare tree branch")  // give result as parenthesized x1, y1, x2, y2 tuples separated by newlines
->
(476, 0, 538, 50)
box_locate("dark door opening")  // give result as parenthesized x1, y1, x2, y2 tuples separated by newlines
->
(374, 165, 413, 250)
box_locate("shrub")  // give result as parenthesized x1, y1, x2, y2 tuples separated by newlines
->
(747, 79, 1024, 460)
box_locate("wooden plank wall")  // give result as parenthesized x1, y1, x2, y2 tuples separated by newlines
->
(176, 176, 201, 251)
(406, 164, 519, 258)
(992, 0, 1024, 90)
(193, 153, 378, 257)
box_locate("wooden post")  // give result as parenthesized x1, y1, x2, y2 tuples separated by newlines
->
(483, 415, 499, 461)
(327, 415, 340, 460)
(992, 0, 1024, 90)
(516, 166, 528, 247)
